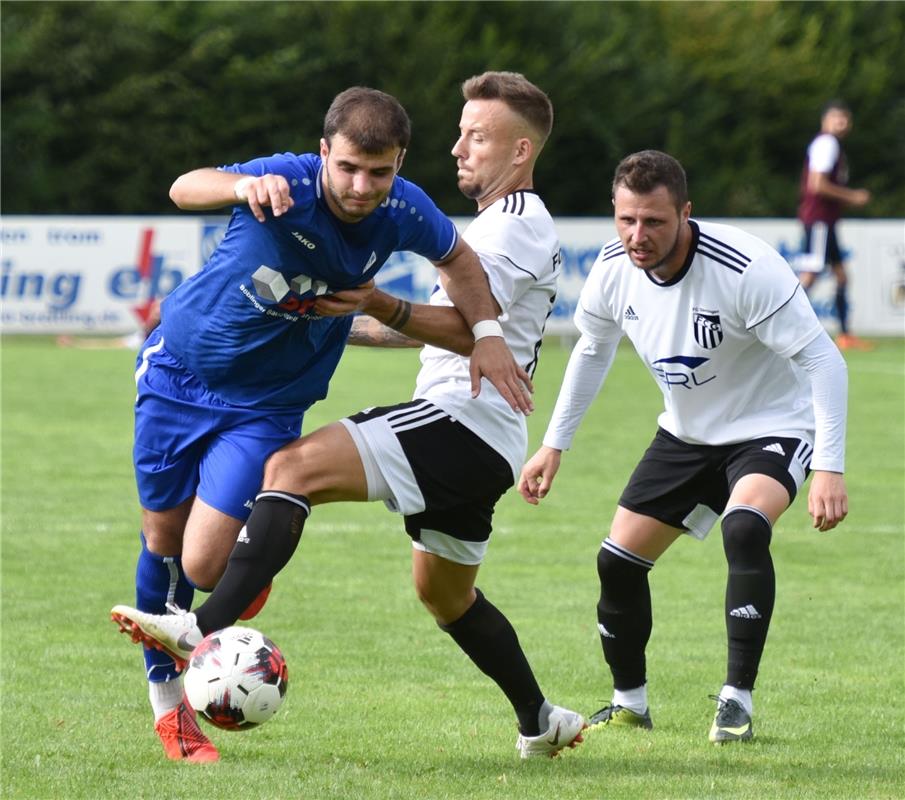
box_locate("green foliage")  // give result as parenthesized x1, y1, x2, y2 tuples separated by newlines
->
(2, 1, 903, 217)
(1, 336, 903, 798)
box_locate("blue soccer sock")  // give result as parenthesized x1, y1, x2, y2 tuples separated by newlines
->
(135, 532, 194, 685)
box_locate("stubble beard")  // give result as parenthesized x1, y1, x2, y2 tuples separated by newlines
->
(457, 176, 483, 201)
(630, 227, 683, 277)
(326, 173, 384, 221)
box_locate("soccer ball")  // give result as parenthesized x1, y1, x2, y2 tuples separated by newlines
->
(183, 626, 288, 730)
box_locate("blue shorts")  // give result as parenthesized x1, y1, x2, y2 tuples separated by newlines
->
(133, 331, 303, 520)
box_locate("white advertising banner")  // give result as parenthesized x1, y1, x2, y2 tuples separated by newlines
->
(2, 215, 902, 336)
(1, 217, 202, 334)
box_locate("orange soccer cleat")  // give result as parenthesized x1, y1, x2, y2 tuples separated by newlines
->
(835, 333, 874, 351)
(155, 700, 220, 763)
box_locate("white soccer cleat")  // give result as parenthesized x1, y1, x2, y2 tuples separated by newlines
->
(111, 602, 203, 671)
(516, 705, 587, 759)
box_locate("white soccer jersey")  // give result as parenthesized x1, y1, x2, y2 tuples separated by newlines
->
(572, 219, 824, 446)
(807, 133, 842, 175)
(414, 190, 560, 478)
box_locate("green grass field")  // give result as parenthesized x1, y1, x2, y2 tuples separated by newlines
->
(2, 335, 903, 799)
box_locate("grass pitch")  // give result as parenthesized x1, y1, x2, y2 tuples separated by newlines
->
(1, 335, 903, 799)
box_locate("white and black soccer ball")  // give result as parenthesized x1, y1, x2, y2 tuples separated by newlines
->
(183, 626, 288, 731)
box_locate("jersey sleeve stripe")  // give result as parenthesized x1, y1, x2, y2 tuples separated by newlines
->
(603, 239, 624, 258)
(500, 253, 539, 280)
(697, 243, 746, 274)
(746, 283, 803, 329)
(577, 301, 609, 322)
(437, 228, 458, 261)
(501, 191, 527, 215)
(698, 231, 752, 263)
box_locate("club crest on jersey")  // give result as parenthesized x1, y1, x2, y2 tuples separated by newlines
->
(693, 308, 723, 349)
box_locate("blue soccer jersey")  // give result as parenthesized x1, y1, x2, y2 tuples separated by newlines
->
(161, 152, 458, 410)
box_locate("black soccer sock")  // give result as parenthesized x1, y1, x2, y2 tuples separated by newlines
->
(722, 506, 775, 689)
(596, 539, 654, 691)
(439, 589, 546, 736)
(835, 284, 850, 334)
(194, 491, 310, 634)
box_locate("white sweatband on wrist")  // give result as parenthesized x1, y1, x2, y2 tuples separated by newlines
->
(471, 319, 504, 341)
(233, 176, 255, 201)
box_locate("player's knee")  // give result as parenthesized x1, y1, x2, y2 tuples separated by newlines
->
(142, 527, 182, 557)
(597, 546, 622, 583)
(181, 551, 221, 591)
(412, 575, 473, 625)
(412, 572, 441, 617)
(141, 510, 188, 555)
(262, 443, 307, 490)
(721, 507, 772, 568)
(597, 544, 652, 589)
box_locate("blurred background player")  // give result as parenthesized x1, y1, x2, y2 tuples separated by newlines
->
(519, 150, 849, 744)
(116, 86, 532, 763)
(797, 99, 872, 351)
(112, 71, 587, 759)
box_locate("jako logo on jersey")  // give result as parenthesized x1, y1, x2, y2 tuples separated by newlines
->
(291, 232, 317, 249)
(693, 308, 723, 349)
(624, 305, 639, 321)
(651, 355, 716, 390)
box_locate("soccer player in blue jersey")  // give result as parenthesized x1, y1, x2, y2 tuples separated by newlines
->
(114, 72, 587, 760)
(117, 86, 533, 763)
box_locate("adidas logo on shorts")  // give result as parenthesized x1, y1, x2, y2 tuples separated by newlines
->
(762, 442, 786, 456)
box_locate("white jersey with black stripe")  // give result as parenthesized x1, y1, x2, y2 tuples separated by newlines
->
(574, 219, 824, 445)
(414, 190, 560, 478)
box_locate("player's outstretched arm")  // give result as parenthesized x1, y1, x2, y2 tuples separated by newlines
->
(433, 239, 533, 413)
(348, 316, 421, 348)
(518, 446, 563, 505)
(169, 168, 294, 222)
(349, 288, 474, 354)
(807, 471, 848, 532)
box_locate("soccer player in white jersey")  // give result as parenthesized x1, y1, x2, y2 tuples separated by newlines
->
(519, 150, 849, 744)
(112, 72, 586, 760)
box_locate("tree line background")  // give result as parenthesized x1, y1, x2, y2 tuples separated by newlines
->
(2, 0, 903, 219)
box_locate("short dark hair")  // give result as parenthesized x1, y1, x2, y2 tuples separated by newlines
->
(461, 71, 554, 147)
(612, 150, 688, 210)
(323, 87, 411, 153)
(821, 98, 851, 118)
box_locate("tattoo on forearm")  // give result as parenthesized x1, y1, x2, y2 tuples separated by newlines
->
(348, 316, 420, 348)
(386, 299, 413, 331)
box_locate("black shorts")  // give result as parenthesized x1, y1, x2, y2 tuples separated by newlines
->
(802, 222, 843, 269)
(345, 400, 513, 545)
(619, 428, 812, 534)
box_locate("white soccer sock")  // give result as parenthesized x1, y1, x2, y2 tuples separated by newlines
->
(149, 677, 184, 721)
(719, 685, 753, 716)
(612, 685, 648, 715)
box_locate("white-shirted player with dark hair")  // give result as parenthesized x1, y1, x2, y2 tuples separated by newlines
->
(111, 71, 586, 760)
(519, 149, 849, 744)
